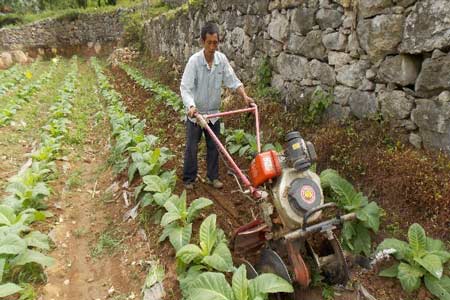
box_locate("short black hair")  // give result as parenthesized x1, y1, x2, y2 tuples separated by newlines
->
(201, 22, 219, 41)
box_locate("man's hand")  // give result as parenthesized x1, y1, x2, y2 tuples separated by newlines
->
(244, 95, 255, 107)
(188, 106, 198, 118)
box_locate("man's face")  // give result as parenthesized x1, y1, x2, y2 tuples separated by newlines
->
(202, 33, 219, 55)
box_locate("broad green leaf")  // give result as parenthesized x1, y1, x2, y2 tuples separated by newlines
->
(229, 144, 241, 155)
(427, 238, 445, 252)
(424, 274, 450, 300)
(137, 161, 152, 176)
(200, 215, 217, 256)
(249, 273, 293, 298)
(169, 223, 192, 252)
(161, 212, 180, 227)
(176, 244, 203, 264)
(0, 205, 15, 226)
(0, 233, 27, 254)
(143, 175, 164, 193)
(144, 262, 165, 288)
(153, 190, 172, 207)
(128, 162, 138, 183)
(202, 242, 233, 272)
(341, 221, 356, 251)
(377, 238, 411, 261)
(32, 182, 50, 197)
(24, 231, 50, 250)
(415, 254, 443, 279)
(397, 262, 423, 293)
(232, 265, 248, 300)
(0, 283, 23, 297)
(408, 223, 427, 258)
(11, 249, 54, 267)
(379, 263, 399, 278)
(189, 272, 234, 300)
(187, 197, 213, 223)
(0, 258, 5, 282)
(356, 202, 380, 232)
(319, 169, 357, 209)
(431, 251, 450, 264)
(352, 224, 371, 256)
(238, 145, 250, 157)
(179, 265, 207, 297)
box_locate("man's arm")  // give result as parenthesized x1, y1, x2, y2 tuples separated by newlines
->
(180, 58, 197, 117)
(222, 56, 254, 106)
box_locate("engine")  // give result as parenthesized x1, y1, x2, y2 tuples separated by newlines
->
(249, 131, 324, 230)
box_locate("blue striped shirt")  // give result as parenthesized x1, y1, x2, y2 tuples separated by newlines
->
(180, 49, 242, 123)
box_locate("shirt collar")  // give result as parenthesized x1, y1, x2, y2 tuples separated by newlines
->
(201, 50, 220, 66)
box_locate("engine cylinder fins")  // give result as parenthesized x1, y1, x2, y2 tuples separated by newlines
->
(288, 177, 322, 213)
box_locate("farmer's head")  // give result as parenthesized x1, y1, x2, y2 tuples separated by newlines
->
(201, 22, 219, 55)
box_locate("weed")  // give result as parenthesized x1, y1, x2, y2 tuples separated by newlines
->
(18, 284, 37, 300)
(255, 57, 280, 99)
(66, 170, 83, 190)
(304, 86, 333, 124)
(73, 227, 88, 238)
(90, 228, 123, 257)
(322, 283, 335, 300)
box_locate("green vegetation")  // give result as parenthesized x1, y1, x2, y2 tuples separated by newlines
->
(90, 228, 123, 257)
(255, 57, 280, 99)
(224, 128, 282, 159)
(320, 169, 381, 256)
(304, 86, 333, 124)
(377, 223, 450, 299)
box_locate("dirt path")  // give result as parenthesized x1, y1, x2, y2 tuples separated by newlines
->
(41, 60, 149, 300)
(0, 60, 68, 192)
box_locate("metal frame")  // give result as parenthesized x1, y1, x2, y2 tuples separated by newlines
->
(195, 104, 263, 199)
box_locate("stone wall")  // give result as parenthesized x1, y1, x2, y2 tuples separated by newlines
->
(0, 9, 127, 52)
(162, 0, 187, 7)
(143, 0, 450, 153)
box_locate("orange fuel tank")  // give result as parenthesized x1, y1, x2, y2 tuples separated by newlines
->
(249, 150, 282, 187)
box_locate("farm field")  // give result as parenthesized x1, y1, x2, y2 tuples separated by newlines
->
(1, 56, 449, 300)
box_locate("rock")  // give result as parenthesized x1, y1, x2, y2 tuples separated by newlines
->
(336, 60, 370, 88)
(357, 14, 404, 62)
(243, 15, 264, 36)
(287, 30, 327, 60)
(0, 52, 13, 69)
(322, 31, 347, 51)
(438, 91, 450, 103)
(359, 79, 375, 91)
(11, 50, 28, 64)
(324, 104, 351, 121)
(271, 73, 285, 91)
(358, 0, 394, 18)
(309, 59, 336, 86)
(328, 51, 352, 67)
(432, 49, 446, 59)
(268, 11, 289, 42)
(349, 90, 379, 119)
(415, 54, 450, 97)
(412, 98, 450, 134)
(231, 27, 245, 48)
(409, 133, 422, 149)
(316, 8, 343, 29)
(290, 7, 316, 35)
(400, 0, 450, 53)
(334, 85, 355, 105)
(378, 90, 414, 119)
(275, 52, 310, 81)
(366, 69, 376, 80)
(377, 54, 421, 86)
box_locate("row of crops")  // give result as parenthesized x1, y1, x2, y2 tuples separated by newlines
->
(91, 58, 295, 299)
(0, 57, 78, 297)
(118, 63, 450, 300)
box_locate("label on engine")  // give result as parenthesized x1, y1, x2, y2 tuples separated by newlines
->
(263, 156, 273, 171)
(292, 143, 300, 150)
(300, 185, 316, 204)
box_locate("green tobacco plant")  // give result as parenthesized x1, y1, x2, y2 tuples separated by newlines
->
(159, 191, 213, 251)
(176, 214, 233, 273)
(224, 129, 282, 159)
(320, 169, 381, 256)
(141, 171, 177, 205)
(128, 146, 173, 183)
(0, 205, 53, 298)
(377, 223, 450, 299)
(186, 264, 293, 300)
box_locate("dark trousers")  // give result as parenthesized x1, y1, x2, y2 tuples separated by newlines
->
(183, 119, 220, 184)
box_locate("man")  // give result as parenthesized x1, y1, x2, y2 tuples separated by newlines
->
(180, 22, 254, 190)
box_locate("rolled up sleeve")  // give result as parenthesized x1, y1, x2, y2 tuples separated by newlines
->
(180, 58, 196, 110)
(223, 57, 242, 91)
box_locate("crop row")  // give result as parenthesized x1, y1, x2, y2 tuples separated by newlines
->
(0, 59, 60, 127)
(0, 61, 40, 98)
(90, 60, 292, 299)
(120, 64, 450, 300)
(0, 57, 79, 298)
